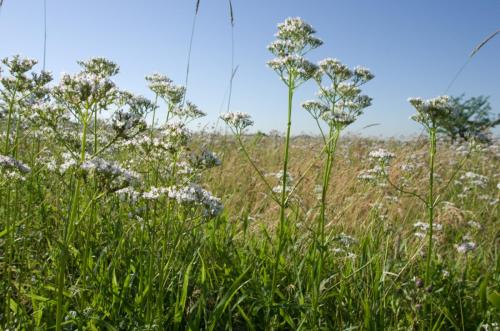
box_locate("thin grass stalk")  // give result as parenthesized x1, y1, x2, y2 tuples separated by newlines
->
(183, 1, 200, 106)
(43, 0, 47, 71)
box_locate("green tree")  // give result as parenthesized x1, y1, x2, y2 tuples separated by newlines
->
(438, 95, 500, 142)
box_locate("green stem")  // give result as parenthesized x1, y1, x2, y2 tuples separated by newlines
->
(3, 85, 18, 155)
(425, 126, 436, 285)
(312, 125, 340, 324)
(55, 109, 89, 331)
(269, 74, 294, 320)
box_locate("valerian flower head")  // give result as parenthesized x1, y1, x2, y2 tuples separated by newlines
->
(0, 154, 31, 174)
(455, 241, 477, 254)
(0, 154, 31, 182)
(1, 56, 53, 113)
(171, 101, 206, 120)
(353, 66, 375, 83)
(81, 157, 140, 189)
(53, 70, 117, 109)
(336, 82, 361, 98)
(369, 148, 395, 162)
(119, 91, 157, 116)
(306, 58, 374, 128)
(267, 55, 318, 85)
(321, 111, 356, 126)
(191, 149, 221, 170)
(145, 73, 185, 105)
(408, 95, 452, 127)
(161, 121, 190, 150)
(220, 112, 254, 133)
(269, 17, 323, 56)
(301, 100, 328, 119)
(77, 57, 119, 78)
(268, 18, 321, 87)
(2, 55, 38, 76)
(318, 58, 352, 82)
(111, 109, 146, 139)
(167, 184, 223, 218)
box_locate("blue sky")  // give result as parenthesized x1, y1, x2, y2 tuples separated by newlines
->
(1, 0, 499, 137)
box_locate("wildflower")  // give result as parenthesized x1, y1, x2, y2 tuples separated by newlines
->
(0, 154, 31, 174)
(459, 171, 489, 188)
(220, 112, 254, 132)
(318, 58, 352, 81)
(455, 241, 477, 254)
(115, 187, 141, 203)
(162, 121, 190, 149)
(268, 18, 322, 86)
(467, 220, 482, 229)
(191, 149, 221, 169)
(408, 95, 451, 127)
(368, 148, 395, 162)
(145, 73, 185, 104)
(302, 100, 328, 119)
(306, 57, 374, 127)
(334, 233, 358, 246)
(111, 109, 146, 139)
(267, 55, 318, 84)
(81, 158, 140, 188)
(268, 17, 323, 57)
(53, 70, 116, 108)
(353, 65, 375, 83)
(413, 221, 442, 232)
(171, 101, 206, 120)
(167, 184, 223, 218)
(2, 55, 37, 75)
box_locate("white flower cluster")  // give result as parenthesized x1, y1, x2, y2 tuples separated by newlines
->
(77, 57, 119, 78)
(145, 73, 185, 105)
(413, 221, 443, 239)
(191, 149, 221, 169)
(81, 157, 140, 188)
(2, 55, 38, 75)
(171, 101, 206, 120)
(54, 71, 116, 108)
(459, 171, 489, 188)
(167, 184, 223, 217)
(408, 95, 451, 127)
(369, 148, 396, 162)
(455, 241, 477, 254)
(357, 165, 386, 182)
(270, 18, 323, 55)
(303, 58, 374, 127)
(267, 17, 321, 85)
(0, 154, 31, 181)
(111, 109, 146, 139)
(334, 233, 358, 247)
(0, 154, 31, 173)
(271, 170, 294, 195)
(220, 112, 254, 132)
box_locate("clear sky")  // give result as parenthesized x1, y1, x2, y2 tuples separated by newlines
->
(1, 0, 499, 137)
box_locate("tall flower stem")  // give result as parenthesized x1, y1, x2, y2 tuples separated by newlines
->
(269, 74, 295, 318)
(425, 125, 437, 285)
(311, 125, 340, 324)
(55, 108, 89, 331)
(3, 85, 18, 155)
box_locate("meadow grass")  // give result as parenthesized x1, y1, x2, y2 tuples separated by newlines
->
(0, 17, 499, 331)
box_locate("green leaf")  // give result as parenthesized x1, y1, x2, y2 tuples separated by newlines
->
(487, 291, 500, 310)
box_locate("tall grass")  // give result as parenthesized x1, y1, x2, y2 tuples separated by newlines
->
(0, 15, 499, 331)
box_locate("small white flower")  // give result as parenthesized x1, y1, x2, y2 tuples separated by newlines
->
(455, 241, 477, 254)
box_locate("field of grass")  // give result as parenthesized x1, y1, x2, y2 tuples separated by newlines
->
(1, 17, 499, 331)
